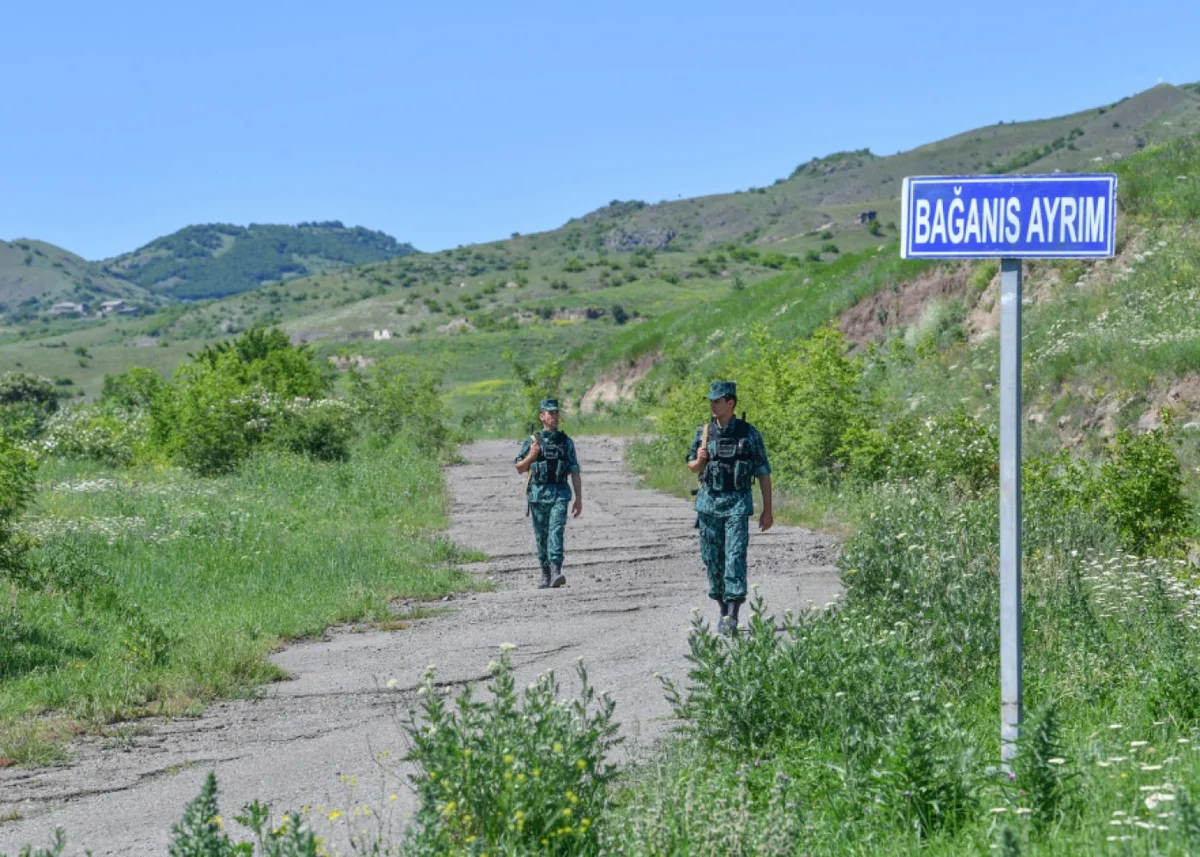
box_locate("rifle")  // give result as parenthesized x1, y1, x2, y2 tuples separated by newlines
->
(524, 424, 537, 517)
(693, 419, 710, 529)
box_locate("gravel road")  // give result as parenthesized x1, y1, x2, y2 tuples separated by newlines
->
(1, 437, 840, 855)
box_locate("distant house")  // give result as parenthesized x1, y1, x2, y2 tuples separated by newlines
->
(51, 301, 87, 315)
(855, 210, 877, 224)
(97, 299, 128, 315)
(117, 305, 140, 316)
(372, 329, 393, 340)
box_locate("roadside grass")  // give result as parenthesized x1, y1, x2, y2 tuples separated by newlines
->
(1, 436, 477, 764)
(601, 483, 1200, 855)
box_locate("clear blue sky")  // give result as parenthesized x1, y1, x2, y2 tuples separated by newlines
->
(3, 0, 1197, 261)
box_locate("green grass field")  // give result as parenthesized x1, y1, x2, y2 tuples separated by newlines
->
(2, 437, 477, 766)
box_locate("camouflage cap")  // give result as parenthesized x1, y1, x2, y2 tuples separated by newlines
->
(539, 398, 561, 412)
(706, 381, 737, 400)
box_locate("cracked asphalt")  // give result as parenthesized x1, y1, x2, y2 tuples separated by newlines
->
(0, 437, 841, 855)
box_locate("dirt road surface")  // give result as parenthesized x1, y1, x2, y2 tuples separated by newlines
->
(1, 437, 840, 855)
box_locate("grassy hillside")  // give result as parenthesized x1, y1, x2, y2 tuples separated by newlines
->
(103, 221, 416, 300)
(4, 82, 1199, 406)
(0, 239, 164, 328)
(621, 129, 1200, 493)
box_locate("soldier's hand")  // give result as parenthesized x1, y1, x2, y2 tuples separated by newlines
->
(572, 498, 583, 518)
(528, 436, 540, 459)
(696, 447, 709, 463)
(759, 510, 774, 532)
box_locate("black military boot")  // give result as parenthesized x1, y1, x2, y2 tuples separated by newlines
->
(727, 600, 742, 634)
(538, 565, 552, 589)
(716, 601, 730, 635)
(549, 561, 567, 588)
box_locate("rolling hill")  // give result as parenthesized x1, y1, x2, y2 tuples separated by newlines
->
(3, 82, 1199, 403)
(0, 239, 164, 327)
(102, 221, 417, 300)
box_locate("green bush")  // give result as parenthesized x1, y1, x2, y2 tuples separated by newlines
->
(266, 398, 356, 463)
(154, 355, 257, 475)
(732, 325, 870, 485)
(349, 356, 452, 453)
(146, 329, 341, 475)
(1098, 424, 1193, 554)
(165, 772, 318, 856)
(0, 371, 58, 439)
(404, 649, 619, 855)
(39, 405, 152, 466)
(1023, 422, 1194, 556)
(101, 367, 168, 410)
(0, 431, 38, 594)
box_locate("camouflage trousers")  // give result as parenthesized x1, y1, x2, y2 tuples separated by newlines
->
(530, 499, 569, 566)
(698, 512, 749, 604)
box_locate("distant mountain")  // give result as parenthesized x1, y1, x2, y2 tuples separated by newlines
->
(0, 239, 162, 324)
(103, 221, 417, 300)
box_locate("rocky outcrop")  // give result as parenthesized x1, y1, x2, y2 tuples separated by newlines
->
(603, 227, 676, 253)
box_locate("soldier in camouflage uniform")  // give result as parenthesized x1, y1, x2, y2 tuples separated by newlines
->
(686, 381, 773, 634)
(514, 399, 582, 589)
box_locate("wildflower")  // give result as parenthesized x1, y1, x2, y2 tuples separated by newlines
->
(989, 807, 1008, 814)
(500, 642, 517, 652)
(1014, 807, 1032, 815)
(1130, 740, 1149, 747)
(1145, 793, 1176, 810)
(328, 810, 343, 821)
(386, 678, 398, 689)
(553, 743, 563, 753)
(1109, 723, 1123, 729)
(1047, 758, 1066, 766)
(504, 754, 514, 765)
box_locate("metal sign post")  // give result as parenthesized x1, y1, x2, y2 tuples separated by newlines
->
(998, 258, 1022, 767)
(900, 174, 1117, 768)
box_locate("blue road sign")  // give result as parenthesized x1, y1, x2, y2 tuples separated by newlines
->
(901, 174, 1117, 259)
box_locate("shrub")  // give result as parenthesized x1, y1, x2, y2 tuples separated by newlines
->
(0, 371, 58, 438)
(164, 772, 318, 856)
(0, 431, 37, 593)
(404, 649, 619, 855)
(349, 356, 451, 453)
(1097, 423, 1193, 554)
(99, 367, 161, 411)
(266, 398, 356, 462)
(39, 405, 151, 466)
(1023, 422, 1194, 556)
